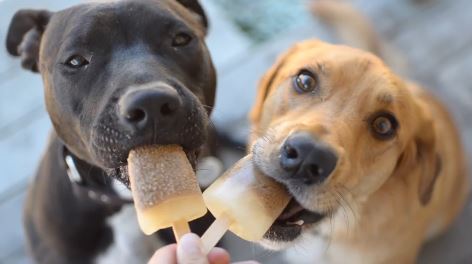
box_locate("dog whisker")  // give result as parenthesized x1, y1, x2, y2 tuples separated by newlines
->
(206, 117, 217, 131)
(337, 184, 358, 223)
(324, 203, 335, 254)
(333, 187, 351, 234)
(200, 104, 213, 110)
(290, 238, 312, 260)
(248, 126, 276, 142)
(196, 168, 211, 172)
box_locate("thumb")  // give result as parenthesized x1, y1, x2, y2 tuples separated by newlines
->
(177, 233, 208, 264)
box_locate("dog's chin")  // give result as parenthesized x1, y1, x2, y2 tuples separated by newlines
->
(261, 198, 326, 246)
(251, 150, 327, 246)
(96, 146, 200, 188)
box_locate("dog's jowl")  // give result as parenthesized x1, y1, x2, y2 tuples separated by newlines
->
(6, 0, 215, 263)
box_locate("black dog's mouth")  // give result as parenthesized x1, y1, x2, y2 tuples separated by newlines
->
(104, 147, 200, 188)
(264, 199, 325, 242)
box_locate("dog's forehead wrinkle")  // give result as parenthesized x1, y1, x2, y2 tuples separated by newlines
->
(111, 45, 150, 64)
(57, 1, 188, 51)
(107, 48, 167, 85)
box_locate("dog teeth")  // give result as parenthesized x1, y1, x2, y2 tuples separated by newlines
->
(286, 220, 304, 226)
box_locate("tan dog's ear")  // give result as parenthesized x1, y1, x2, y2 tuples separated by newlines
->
(249, 41, 321, 123)
(394, 100, 441, 206)
(415, 116, 442, 206)
(247, 48, 295, 146)
(249, 51, 290, 126)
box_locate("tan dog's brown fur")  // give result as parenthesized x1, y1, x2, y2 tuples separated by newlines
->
(248, 40, 470, 263)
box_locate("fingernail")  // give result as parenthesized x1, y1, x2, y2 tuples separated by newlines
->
(178, 233, 204, 255)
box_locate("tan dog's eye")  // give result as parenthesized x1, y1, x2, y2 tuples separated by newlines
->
(293, 70, 318, 93)
(370, 112, 398, 140)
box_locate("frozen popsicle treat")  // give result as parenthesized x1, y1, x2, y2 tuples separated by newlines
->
(128, 145, 207, 239)
(201, 155, 290, 252)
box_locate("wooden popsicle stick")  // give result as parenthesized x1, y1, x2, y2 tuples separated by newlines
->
(172, 220, 191, 242)
(201, 216, 230, 254)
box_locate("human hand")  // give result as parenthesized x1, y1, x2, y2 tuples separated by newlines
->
(148, 233, 258, 264)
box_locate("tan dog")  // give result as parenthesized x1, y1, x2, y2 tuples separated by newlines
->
(248, 40, 470, 263)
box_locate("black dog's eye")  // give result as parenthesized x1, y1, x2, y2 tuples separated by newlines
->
(65, 55, 89, 69)
(293, 70, 318, 93)
(369, 112, 398, 140)
(172, 32, 192, 47)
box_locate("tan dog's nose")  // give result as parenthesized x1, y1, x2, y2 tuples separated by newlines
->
(280, 132, 337, 185)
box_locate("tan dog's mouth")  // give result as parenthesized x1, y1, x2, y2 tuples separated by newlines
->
(252, 137, 326, 242)
(264, 198, 326, 241)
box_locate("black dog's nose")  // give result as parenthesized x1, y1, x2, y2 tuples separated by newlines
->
(119, 85, 182, 130)
(280, 132, 337, 185)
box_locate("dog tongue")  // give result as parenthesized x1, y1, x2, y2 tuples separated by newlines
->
(277, 199, 325, 224)
(277, 199, 305, 221)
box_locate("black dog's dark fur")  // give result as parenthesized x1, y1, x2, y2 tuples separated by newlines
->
(6, 0, 216, 263)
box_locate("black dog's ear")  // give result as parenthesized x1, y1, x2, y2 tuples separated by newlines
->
(6, 9, 52, 72)
(175, 0, 208, 30)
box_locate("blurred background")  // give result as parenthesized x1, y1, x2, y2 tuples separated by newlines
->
(0, 0, 471, 263)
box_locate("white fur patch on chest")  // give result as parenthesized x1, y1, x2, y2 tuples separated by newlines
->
(284, 234, 330, 263)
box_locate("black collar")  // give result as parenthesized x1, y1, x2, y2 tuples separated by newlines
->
(63, 148, 133, 207)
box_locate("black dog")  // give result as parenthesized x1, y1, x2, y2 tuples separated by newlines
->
(6, 0, 216, 263)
